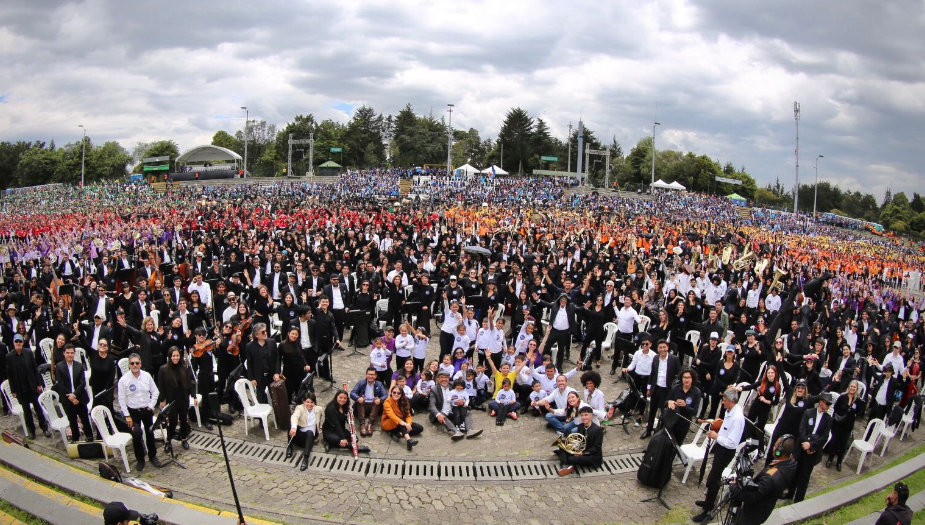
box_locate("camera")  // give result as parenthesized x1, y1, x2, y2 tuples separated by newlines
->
(139, 513, 159, 525)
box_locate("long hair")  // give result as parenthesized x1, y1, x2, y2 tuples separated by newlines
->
(758, 364, 781, 397)
(391, 387, 411, 417)
(326, 389, 350, 414)
(163, 346, 189, 392)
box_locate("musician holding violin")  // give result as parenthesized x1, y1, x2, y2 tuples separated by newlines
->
(692, 387, 746, 523)
(190, 327, 216, 430)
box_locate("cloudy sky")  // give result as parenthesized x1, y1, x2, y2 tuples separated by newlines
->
(1, 0, 923, 198)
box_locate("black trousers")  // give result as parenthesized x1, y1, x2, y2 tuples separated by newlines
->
(647, 385, 669, 431)
(291, 430, 316, 458)
(254, 376, 272, 404)
(554, 448, 601, 468)
(550, 328, 572, 371)
(439, 331, 454, 360)
(62, 396, 93, 440)
(391, 422, 423, 439)
(332, 309, 347, 340)
(703, 445, 737, 510)
(165, 396, 191, 442)
(16, 391, 47, 433)
(791, 451, 819, 502)
(611, 333, 634, 372)
(127, 406, 157, 462)
(192, 357, 214, 420)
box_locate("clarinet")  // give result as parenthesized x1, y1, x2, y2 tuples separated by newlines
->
(341, 382, 359, 459)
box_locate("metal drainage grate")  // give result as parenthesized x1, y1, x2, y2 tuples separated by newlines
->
(186, 431, 645, 481)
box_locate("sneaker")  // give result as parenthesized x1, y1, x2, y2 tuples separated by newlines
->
(691, 511, 711, 523)
(556, 431, 564, 438)
(451, 431, 465, 441)
(465, 429, 483, 439)
(150, 457, 163, 468)
(557, 465, 575, 477)
(490, 410, 497, 417)
(496, 421, 504, 426)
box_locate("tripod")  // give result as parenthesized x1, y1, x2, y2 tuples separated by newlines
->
(153, 401, 187, 470)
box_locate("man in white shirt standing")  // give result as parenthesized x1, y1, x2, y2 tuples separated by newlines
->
(765, 288, 782, 313)
(117, 353, 162, 471)
(693, 388, 745, 522)
(612, 296, 641, 375)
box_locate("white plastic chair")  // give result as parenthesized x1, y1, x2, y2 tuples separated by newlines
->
(680, 422, 711, 484)
(375, 299, 390, 329)
(73, 347, 89, 368)
(150, 309, 160, 330)
(90, 405, 133, 473)
(41, 371, 53, 391)
(185, 354, 202, 428)
(685, 330, 700, 350)
(39, 338, 54, 365)
(846, 418, 883, 474)
(233, 378, 275, 441)
(638, 315, 651, 333)
(601, 323, 618, 357)
(899, 407, 915, 441)
(270, 313, 282, 338)
(37, 391, 70, 447)
(117, 358, 130, 377)
(1, 380, 28, 436)
(878, 421, 897, 457)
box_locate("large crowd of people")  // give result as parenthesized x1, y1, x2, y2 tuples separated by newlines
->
(1, 173, 923, 522)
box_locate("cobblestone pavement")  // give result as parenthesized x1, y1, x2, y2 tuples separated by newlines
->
(3, 328, 923, 525)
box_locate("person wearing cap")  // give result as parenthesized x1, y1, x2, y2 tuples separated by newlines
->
(708, 344, 741, 419)
(880, 340, 906, 376)
(869, 362, 909, 422)
(86, 285, 114, 325)
(103, 501, 141, 525)
(427, 369, 483, 441)
(323, 273, 350, 337)
(554, 405, 603, 477)
(534, 290, 579, 372)
(5, 333, 50, 439)
(784, 393, 832, 502)
(765, 378, 817, 466)
(875, 481, 913, 525)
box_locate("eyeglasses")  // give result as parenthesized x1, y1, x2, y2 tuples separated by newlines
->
(129, 361, 141, 366)
(391, 391, 401, 396)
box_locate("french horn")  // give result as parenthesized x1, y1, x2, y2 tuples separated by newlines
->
(554, 432, 587, 454)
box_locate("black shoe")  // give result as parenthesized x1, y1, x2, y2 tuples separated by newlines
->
(357, 445, 371, 453)
(465, 429, 483, 439)
(204, 422, 214, 431)
(286, 443, 294, 459)
(836, 462, 842, 472)
(84, 435, 93, 443)
(640, 429, 652, 439)
(496, 421, 504, 426)
(692, 510, 711, 523)
(136, 460, 145, 471)
(150, 457, 163, 468)
(695, 500, 707, 508)
(825, 459, 833, 468)
(42, 429, 52, 438)
(779, 493, 793, 501)
(610, 369, 616, 376)
(407, 439, 418, 451)
(27, 430, 36, 440)
(181, 440, 190, 450)
(300, 455, 309, 471)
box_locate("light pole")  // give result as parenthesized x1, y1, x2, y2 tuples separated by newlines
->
(446, 104, 454, 176)
(78, 125, 86, 187)
(650, 121, 661, 187)
(567, 122, 572, 174)
(813, 154, 824, 218)
(793, 102, 800, 213)
(240, 106, 248, 177)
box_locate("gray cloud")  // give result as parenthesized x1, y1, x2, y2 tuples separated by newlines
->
(0, 0, 922, 200)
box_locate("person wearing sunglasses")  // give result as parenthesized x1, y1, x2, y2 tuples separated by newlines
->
(116, 353, 162, 471)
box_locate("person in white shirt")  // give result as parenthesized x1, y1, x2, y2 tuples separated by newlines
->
(765, 288, 782, 313)
(187, 273, 212, 310)
(539, 374, 579, 432)
(746, 281, 762, 311)
(393, 323, 415, 372)
(693, 388, 745, 521)
(580, 370, 608, 425)
(612, 296, 642, 375)
(287, 393, 322, 470)
(488, 379, 520, 425)
(879, 341, 906, 373)
(117, 353, 162, 471)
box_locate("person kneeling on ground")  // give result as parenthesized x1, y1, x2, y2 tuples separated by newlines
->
(554, 406, 604, 477)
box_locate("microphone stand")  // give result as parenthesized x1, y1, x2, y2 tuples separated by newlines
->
(208, 393, 246, 524)
(152, 401, 187, 470)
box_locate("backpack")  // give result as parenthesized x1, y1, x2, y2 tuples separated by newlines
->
(98, 462, 122, 483)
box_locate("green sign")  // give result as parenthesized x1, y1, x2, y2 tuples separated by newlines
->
(540, 156, 558, 162)
(142, 164, 169, 171)
(330, 147, 343, 153)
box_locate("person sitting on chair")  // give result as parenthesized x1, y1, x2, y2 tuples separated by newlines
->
(554, 405, 604, 477)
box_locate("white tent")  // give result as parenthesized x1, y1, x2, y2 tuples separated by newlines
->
(650, 179, 672, 190)
(455, 163, 479, 176)
(479, 164, 509, 175)
(668, 181, 686, 191)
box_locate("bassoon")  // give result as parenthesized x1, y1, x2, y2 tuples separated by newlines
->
(341, 382, 359, 458)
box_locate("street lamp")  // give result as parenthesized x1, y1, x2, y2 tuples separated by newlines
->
(813, 154, 824, 218)
(240, 106, 248, 177)
(446, 104, 454, 177)
(78, 125, 86, 187)
(651, 121, 661, 187)
(567, 122, 572, 174)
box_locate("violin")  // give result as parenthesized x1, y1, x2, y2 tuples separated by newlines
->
(697, 418, 724, 433)
(227, 316, 254, 357)
(191, 338, 216, 358)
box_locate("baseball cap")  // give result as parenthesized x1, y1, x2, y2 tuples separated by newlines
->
(709, 332, 719, 340)
(745, 329, 757, 336)
(724, 344, 735, 352)
(13, 334, 24, 342)
(795, 379, 807, 387)
(104, 502, 140, 524)
(893, 341, 901, 348)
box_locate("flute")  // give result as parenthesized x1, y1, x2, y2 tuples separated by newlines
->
(342, 382, 359, 459)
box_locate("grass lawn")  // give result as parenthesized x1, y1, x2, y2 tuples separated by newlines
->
(812, 440, 925, 497)
(0, 499, 51, 525)
(802, 466, 924, 525)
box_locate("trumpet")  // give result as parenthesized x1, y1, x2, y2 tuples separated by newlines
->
(554, 432, 587, 454)
(769, 268, 788, 292)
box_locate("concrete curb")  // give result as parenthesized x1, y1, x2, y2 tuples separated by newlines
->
(765, 452, 925, 525)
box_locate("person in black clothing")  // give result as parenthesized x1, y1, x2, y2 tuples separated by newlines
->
(244, 323, 280, 404)
(279, 326, 311, 402)
(785, 393, 832, 502)
(875, 481, 913, 525)
(825, 379, 865, 471)
(5, 335, 50, 439)
(410, 273, 435, 333)
(554, 406, 604, 476)
(118, 314, 163, 376)
(868, 364, 908, 422)
(709, 344, 741, 419)
(214, 322, 241, 410)
(737, 364, 783, 453)
(157, 347, 196, 449)
(534, 292, 579, 371)
(736, 435, 797, 525)
(576, 296, 614, 369)
(88, 339, 116, 436)
(312, 296, 340, 381)
(766, 378, 818, 465)
(661, 368, 702, 445)
(642, 340, 680, 439)
(694, 335, 722, 417)
(189, 328, 215, 430)
(321, 390, 370, 453)
(53, 344, 94, 443)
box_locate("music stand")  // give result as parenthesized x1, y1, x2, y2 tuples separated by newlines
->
(152, 401, 187, 470)
(347, 310, 371, 357)
(318, 347, 338, 393)
(640, 429, 686, 509)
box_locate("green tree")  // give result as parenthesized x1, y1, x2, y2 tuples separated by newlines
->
(343, 105, 385, 168)
(211, 130, 240, 153)
(13, 145, 60, 187)
(0, 141, 38, 190)
(133, 140, 179, 173)
(498, 108, 534, 175)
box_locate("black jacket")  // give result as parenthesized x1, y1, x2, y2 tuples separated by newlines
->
(5, 348, 42, 396)
(575, 421, 604, 466)
(244, 339, 280, 382)
(874, 504, 913, 525)
(537, 299, 579, 335)
(648, 354, 680, 391)
(798, 408, 832, 465)
(736, 458, 797, 525)
(53, 360, 89, 403)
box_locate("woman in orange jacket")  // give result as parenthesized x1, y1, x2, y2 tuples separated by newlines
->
(381, 386, 422, 451)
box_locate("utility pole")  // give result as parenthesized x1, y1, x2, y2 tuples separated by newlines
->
(308, 133, 314, 175)
(78, 125, 86, 187)
(813, 154, 824, 217)
(576, 120, 584, 185)
(241, 106, 249, 177)
(567, 122, 572, 174)
(446, 104, 454, 176)
(651, 121, 660, 187)
(794, 101, 800, 213)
